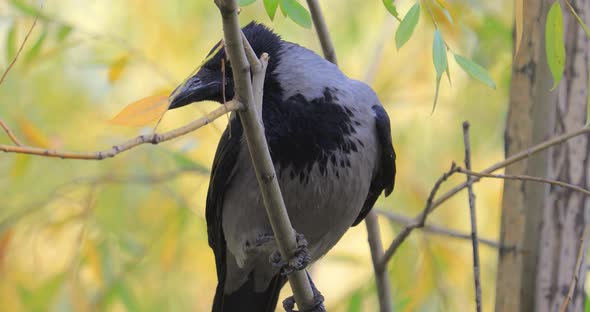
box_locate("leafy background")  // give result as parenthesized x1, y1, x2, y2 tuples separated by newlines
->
(0, 0, 515, 311)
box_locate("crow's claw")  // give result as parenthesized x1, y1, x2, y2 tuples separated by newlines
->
(282, 275, 326, 312)
(270, 233, 311, 276)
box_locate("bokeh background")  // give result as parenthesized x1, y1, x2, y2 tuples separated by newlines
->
(0, 0, 513, 311)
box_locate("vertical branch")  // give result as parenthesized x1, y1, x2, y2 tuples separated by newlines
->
(305, 0, 338, 64)
(366, 212, 394, 312)
(214, 0, 317, 310)
(559, 225, 590, 312)
(463, 122, 482, 312)
(305, 0, 394, 310)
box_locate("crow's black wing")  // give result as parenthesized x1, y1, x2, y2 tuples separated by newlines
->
(207, 116, 243, 309)
(352, 105, 396, 226)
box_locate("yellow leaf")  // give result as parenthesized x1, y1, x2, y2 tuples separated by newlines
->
(0, 230, 12, 267)
(109, 94, 170, 127)
(83, 239, 102, 285)
(108, 55, 129, 83)
(10, 154, 31, 178)
(17, 117, 51, 148)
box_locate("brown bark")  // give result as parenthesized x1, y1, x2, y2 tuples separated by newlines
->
(496, 0, 590, 311)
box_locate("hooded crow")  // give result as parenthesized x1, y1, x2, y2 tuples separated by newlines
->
(169, 22, 396, 312)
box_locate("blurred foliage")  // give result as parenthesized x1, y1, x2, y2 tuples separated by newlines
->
(0, 0, 516, 311)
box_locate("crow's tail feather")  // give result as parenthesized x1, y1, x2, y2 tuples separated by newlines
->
(212, 273, 288, 312)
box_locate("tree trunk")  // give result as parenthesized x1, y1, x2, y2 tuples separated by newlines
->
(496, 0, 590, 311)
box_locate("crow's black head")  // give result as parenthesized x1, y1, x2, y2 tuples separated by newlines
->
(169, 22, 282, 109)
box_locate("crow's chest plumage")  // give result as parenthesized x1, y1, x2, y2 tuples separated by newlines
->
(264, 88, 365, 182)
(220, 88, 378, 273)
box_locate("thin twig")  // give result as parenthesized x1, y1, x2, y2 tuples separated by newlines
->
(365, 211, 394, 312)
(456, 167, 590, 197)
(215, 0, 317, 309)
(0, 100, 243, 159)
(463, 122, 482, 312)
(0, 9, 40, 85)
(363, 15, 396, 85)
(241, 31, 262, 71)
(379, 125, 590, 269)
(358, 14, 395, 312)
(305, 0, 337, 64)
(559, 225, 590, 312)
(0, 118, 23, 146)
(379, 162, 459, 270)
(430, 126, 590, 216)
(376, 210, 503, 249)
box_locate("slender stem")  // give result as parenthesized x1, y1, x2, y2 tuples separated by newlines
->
(0, 8, 40, 85)
(376, 210, 503, 249)
(0, 118, 23, 146)
(559, 225, 590, 312)
(0, 101, 243, 159)
(366, 212, 394, 312)
(215, 0, 317, 309)
(379, 163, 459, 270)
(456, 168, 590, 197)
(306, 0, 338, 64)
(430, 126, 590, 214)
(364, 15, 396, 85)
(463, 122, 482, 312)
(379, 125, 590, 269)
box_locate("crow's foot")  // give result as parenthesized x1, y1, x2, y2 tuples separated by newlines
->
(270, 233, 311, 276)
(282, 274, 326, 312)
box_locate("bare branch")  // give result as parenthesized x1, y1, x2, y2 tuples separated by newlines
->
(379, 126, 590, 269)
(0, 9, 40, 85)
(363, 15, 396, 85)
(559, 225, 590, 312)
(0, 100, 243, 159)
(376, 210, 503, 249)
(0, 118, 23, 146)
(430, 126, 590, 214)
(305, 0, 337, 64)
(365, 211, 394, 312)
(215, 0, 317, 309)
(379, 163, 459, 269)
(463, 122, 482, 312)
(456, 167, 590, 197)
(241, 31, 262, 72)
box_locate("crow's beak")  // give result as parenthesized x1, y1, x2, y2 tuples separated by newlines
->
(169, 74, 221, 109)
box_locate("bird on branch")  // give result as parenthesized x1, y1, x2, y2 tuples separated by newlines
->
(168, 22, 396, 312)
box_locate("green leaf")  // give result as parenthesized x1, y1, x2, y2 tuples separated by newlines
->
(280, 0, 312, 28)
(395, 296, 412, 310)
(238, 0, 257, 6)
(445, 64, 452, 85)
(115, 283, 140, 312)
(263, 0, 280, 20)
(432, 30, 447, 77)
(6, 23, 17, 63)
(382, 0, 401, 20)
(18, 273, 66, 310)
(395, 3, 421, 49)
(431, 30, 447, 112)
(278, 0, 288, 17)
(545, 1, 566, 90)
(439, 6, 453, 25)
(56, 25, 73, 42)
(453, 54, 496, 89)
(168, 151, 210, 173)
(346, 289, 363, 312)
(25, 28, 47, 63)
(9, 0, 41, 17)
